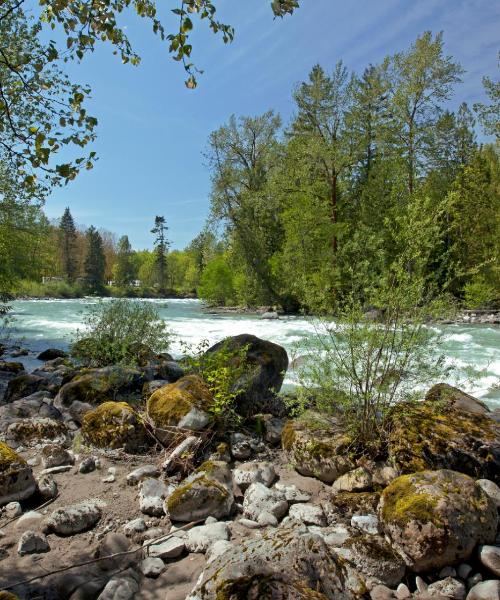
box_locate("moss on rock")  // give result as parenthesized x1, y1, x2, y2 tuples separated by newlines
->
(82, 401, 149, 453)
(6, 418, 67, 444)
(0, 441, 36, 505)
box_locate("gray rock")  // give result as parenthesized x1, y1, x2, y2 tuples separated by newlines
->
(15, 510, 43, 530)
(415, 576, 428, 593)
(230, 433, 252, 461)
(238, 518, 261, 529)
(427, 577, 466, 599)
(476, 479, 500, 508)
(127, 464, 160, 485)
(141, 557, 165, 578)
(178, 406, 211, 430)
(467, 574, 483, 589)
(466, 580, 500, 600)
(395, 583, 411, 599)
(123, 518, 147, 537)
(440, 567, 457, 578)
(146, 536, 185, 559)
(41, 443, 74, 469)
(18, 530, 50, 555)
(333, 467, 372, 492)
(274, 482, 311, 503)
(370, 584, 395, 600)
(310, 523, 351, 547)
(206, 540, 234, 564)
(44, 501, 101, 535)
(79, 457, 96, 474)
(138, 477, 169, 516)
(351, 514, 379, 535)
(263, 416, 285, 445)
(233, 461, 276, 490)
(36, 473, 58, 500)
(185, 522, 230, 553)
(257, 511, 278, 527)
(243, 482, 288, 521)
(288, 503, 325, 526)
(458, 564, 473, 580)
(97, 571, 139, 600)
(0, 446, 37, 505)
(5, 501, 22, 518)
(479, 545, 500, 577)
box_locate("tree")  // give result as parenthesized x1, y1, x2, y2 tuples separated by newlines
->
(59, 208, 78, 280)
(387, 31, 463, 195)
(151, 216, 170, 292)
(474, 52, 500, 140)
(114, 235, 135, 287)
(198, 256, 235, 306)
(84, 226, 106, 293)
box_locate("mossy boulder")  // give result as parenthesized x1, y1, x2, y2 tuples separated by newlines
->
(82, 401, 149, 453)
(146, 375, 213, 442)
(6, 418, 68, 447)
(0, 441, 36, 505)
(282, 412, 355, 484)
(54, 366, 144, 410)
(5, 373, 51, 402)
(0, 361, 24, 375)
(187, 528, 364, 599)
(204, 334, 289, 417)
(426, 383, 490, 415)
(165, 460, 233, 522)
(388, 392, 500, 483)
(379, 469, 498, 573)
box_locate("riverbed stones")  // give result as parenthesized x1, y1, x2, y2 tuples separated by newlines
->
(43, 501, 102, 535)
(204, 334, 289, 417)
(378, 470, 498, 572)
(0, 442, 37, 505)
(146, 375, 213, 443)
(82, 401, 149, 453)
(17, 530, 50, 555)
(282, 412, 355, 484)
(165, 461, 233, 522)
(242, 482, 288, 521)
(479, 545, 500, 577)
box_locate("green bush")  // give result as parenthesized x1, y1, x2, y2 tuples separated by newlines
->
(463, 278, 497, 309)
(14, 279, 86, 298)
(71, 299, 171, 367)
(198, 257, 235, 306)
(182, 339, 249, 429)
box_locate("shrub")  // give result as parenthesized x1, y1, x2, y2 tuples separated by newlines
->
(181, 339, 249, 429)
(71, 299, 171, 367)
(463, 278, 497, 309)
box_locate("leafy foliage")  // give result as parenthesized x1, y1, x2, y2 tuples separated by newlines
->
(182, 339, 249, 428)
(72, 299, 171, 367)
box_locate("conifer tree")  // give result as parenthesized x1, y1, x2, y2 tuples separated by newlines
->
(151, 216, 171, 292)
(84, 226, 106, 293)
(114, 235, 135, 287)
(59, 208, 77, 280)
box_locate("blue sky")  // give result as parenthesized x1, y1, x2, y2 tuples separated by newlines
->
(42, 0, 500, 250)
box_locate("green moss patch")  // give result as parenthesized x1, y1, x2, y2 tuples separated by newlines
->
(380, 473, 439, 527)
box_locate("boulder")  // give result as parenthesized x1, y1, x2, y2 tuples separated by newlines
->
(425, 383, 490, 415)
(186, 527, 364, 599)
(467, 581, 500, 600)
(204, 334, 289, 417)
(44, 501, 102, 535)
(5, 418, 67, 447)
(5, 374, 50, 402)
(243, 482, 288, 522)
(282, 413, 355, 484)
(82, 401, 149, 453)
(37, 348, 68, 361)
(165, 461, 233, 522)
(388, 392, 500, 483)
(479, 545, 500, 577)
(0, 441, 37, 505)
(146, 375, 213, 443)
(54, 366, 144, 409)
(379, 470, 498, 572)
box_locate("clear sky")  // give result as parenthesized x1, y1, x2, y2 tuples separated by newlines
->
(42, 0, 500, 250)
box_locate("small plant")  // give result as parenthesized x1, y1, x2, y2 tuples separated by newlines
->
(181, 339, 249, 429)
(72, 299, 171, 367)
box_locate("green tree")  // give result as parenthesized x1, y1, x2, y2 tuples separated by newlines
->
(59, 208, 78, 280)
(84, 226, 106, 293)
(151, 215, 170, 292)
(114, 235, 135, 287)
(198, 256, 235, 305)
(474, 52, 500, 140)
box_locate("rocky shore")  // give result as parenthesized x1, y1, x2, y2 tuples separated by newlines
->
(0, 334, 499, 600)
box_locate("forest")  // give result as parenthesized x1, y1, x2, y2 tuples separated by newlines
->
(1, 26, 499, 313)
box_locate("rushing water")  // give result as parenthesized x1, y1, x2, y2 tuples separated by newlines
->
(4, 298, 500, 408)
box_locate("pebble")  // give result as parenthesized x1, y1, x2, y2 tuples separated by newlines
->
(370, 584, 394, 599)
(141, 557, 165, 578)
(146, 536, 185, 559)
(458, 564, 473, 580)
(18, 530, 50, 555)
(467, 574, 483, 589)
(257, 511, 278, 527)
(466, 580, 500, 600)
(15, 511, 43, 530)
(479, 545, 500, 577)
(415, 576, 428, 593)
(289, 503, 325, 527)
(79, 457, 96, 474)
(439, 567, 457, 578)
(395, 583, 410, 599)
(4, 502, 22, 519)
(351, 514, 379, 535)
(123, 518, 147, 537)
(427, 577, 466, 599)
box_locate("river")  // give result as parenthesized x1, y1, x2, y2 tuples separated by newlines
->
(4, 298, 500, 408)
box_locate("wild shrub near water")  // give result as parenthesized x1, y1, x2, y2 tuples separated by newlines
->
(72, 299, 171, 367)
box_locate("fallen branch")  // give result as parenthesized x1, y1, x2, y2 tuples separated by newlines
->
(1, 518, 204, 591)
